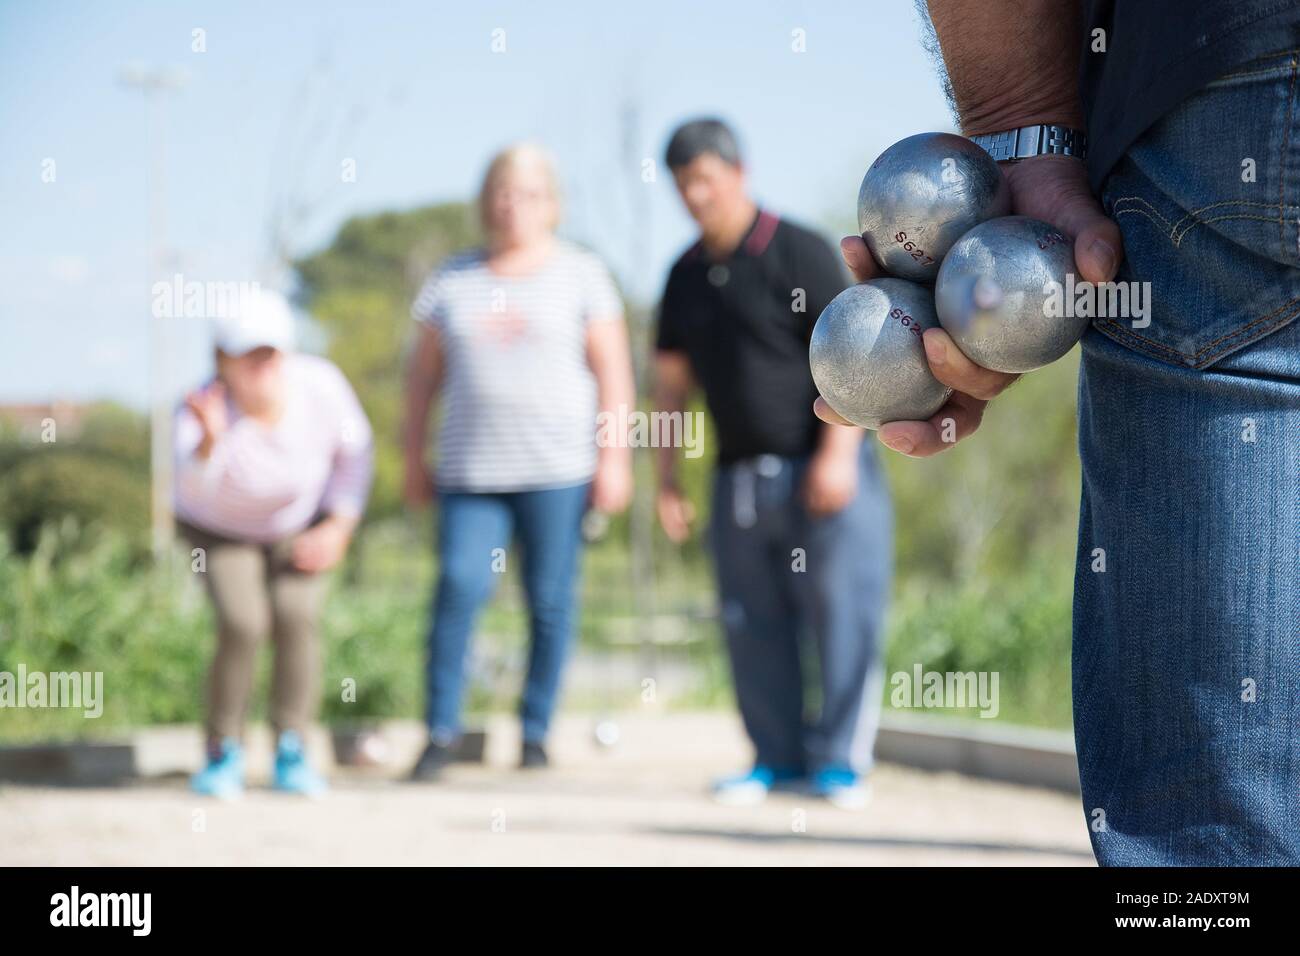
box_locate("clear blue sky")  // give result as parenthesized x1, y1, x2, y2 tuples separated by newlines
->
(0, 0, 955, 409)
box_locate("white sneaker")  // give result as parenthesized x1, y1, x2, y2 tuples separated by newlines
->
(814, 770, 873, 811)
(711, 768, 777, 807)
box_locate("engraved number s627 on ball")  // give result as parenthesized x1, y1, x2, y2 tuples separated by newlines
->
(894, 231, 935, 267)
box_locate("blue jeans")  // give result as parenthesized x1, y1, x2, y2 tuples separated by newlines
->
(1075, 49, 1300, 865)
(709, 442, 892, 775)
(424, 482, 590, 744)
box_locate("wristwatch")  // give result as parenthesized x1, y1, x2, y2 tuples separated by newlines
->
(969, 124, 1088, 163)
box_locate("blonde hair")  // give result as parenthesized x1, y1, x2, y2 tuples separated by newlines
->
(477, 142, 562, 236)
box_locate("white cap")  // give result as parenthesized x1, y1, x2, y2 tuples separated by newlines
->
(212, 288, 296, 355)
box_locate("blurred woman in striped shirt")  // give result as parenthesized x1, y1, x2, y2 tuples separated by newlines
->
(174, 288, 373, 798)
(404, 143, 635, 779)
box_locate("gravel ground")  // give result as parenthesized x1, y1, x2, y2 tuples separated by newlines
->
(0, 713, 1094, 866)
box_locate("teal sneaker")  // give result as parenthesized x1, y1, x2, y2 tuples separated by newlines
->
(273, 731, 328, 798)
(811, 766, 872, 810)
(191, 738, 245, 799)
(711, 765, 803, 807)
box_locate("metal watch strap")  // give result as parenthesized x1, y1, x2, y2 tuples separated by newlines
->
(970, 124, 1088, 162)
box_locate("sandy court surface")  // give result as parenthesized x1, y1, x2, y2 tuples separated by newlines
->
(0, 713, 1094, 866)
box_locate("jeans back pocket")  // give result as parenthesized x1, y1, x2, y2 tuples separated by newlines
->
(1097, 49, 1300, 368)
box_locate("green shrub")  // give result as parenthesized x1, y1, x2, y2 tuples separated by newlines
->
(0, 484, 1078, 745)
(885, 558, 1074, 728)
(0, 452, 148, 555)
(0, 522, 207, 739)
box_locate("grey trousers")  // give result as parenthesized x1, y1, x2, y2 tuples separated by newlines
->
(708, 443, 893, 774)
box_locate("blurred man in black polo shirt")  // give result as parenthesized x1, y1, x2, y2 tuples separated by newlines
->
(654, 119, 893, 809)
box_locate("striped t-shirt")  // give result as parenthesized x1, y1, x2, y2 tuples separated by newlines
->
(411, 241, 623, 492)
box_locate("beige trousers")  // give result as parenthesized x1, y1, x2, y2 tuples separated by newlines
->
(179, 520, 327, 742)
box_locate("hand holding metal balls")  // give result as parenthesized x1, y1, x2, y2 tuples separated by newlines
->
(809, 279, 952, 430)
(813, 131, 1089, 432)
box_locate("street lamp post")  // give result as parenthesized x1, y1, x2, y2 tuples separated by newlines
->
(119, 63, 187, 560)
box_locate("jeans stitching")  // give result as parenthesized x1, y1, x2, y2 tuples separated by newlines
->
(1280, 55, 1298, 256)
(1213, 65, 1293, 81)
(1174, 213, 1289, 244)
(1115, 198, 1295, 246)
(1211, 51, 1299, 82)
(1113, 205, 1175, 239)
(1190, 199, 1297, 211)
(1111, 195, 1173, 232)
(1096, 295, 1300, 366)
(1100, 53, 1300, 368)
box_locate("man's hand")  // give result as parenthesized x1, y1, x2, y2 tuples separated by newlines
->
(822, 0, 1124, 456)
(1001, 155, 1120, 280)
(185, 382, 229, 460)
(655, 485, 696, 544)
(816, 154, 1121, 457)
(591, 451, 634, 514)
(291, 515, 354, 573)
(803, 446, 859, 516)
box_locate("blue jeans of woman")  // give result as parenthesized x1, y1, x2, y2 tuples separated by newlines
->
(424, 482, 590, 744)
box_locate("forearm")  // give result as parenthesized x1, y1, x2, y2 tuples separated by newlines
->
(321, 511, 360, 535)
(403, 324, 444, 468)
(816, 419, 865, 458)
(321, 448, 373, 523)
(174, 418, 228, 501)
(402, 368, 437, 466)
(652, 386, 687, 489)
(195, 434, 218, 460)
(925, 0, 1083, 134)
(592, 330, 636, 465)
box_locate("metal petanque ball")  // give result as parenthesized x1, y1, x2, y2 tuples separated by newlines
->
(858, 132, 1010, 282)
(934, 215, 1086, 373)
(809, 278, 952, 430)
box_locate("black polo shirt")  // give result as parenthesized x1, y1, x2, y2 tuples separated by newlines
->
(1080, 0, 1300, 193)
(656, 209, 847, 465)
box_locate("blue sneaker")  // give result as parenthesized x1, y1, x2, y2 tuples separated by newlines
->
(191, 738, 245, 799)
(811, 766, 872, 810)
(273, 731, 328, 798)
(711, 765, 803, 806)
